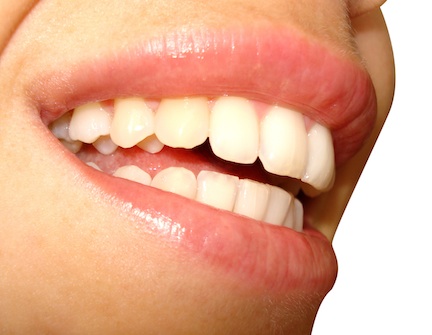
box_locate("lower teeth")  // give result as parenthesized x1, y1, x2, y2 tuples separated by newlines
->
(86, 162, 303, 231)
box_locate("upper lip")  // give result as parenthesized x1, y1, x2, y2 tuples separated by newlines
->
(28, 25, 376, 295)
(34, 26, 376, 167)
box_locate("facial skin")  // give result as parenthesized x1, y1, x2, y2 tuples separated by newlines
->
(0, 1, 394, 334)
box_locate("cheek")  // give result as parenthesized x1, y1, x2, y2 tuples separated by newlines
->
(349, 0, 387, 17)
(0, 0, 38, 51)
(352, 8, 395, 118)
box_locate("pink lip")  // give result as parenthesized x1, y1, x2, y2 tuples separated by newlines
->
(78, 162, 338, 294)
(32, 27, 375, 295)
(36, 27, 376, 166)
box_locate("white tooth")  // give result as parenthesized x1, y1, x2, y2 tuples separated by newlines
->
(113, 165, 152, 185)
(259, 106, 308, 178)
(137, 134, 165, 153)
(283, 200, 295, 230)
(49, 112, 73, 142)
(292, 198, 304, 232)
(151, 167, 197, 199)
(69, 102, 111, 143)
(283, 198, 303, 232)
(86, 162, 102, 171)
(111, 97, 154, 148)
(263, 186, 293, 226)
(60, 139, 82, 154)
(155, 97, 210, 149)
(233, 179, 270, 221)
(196, 171, 239, 211)
(301, 123, 335, 191)
(209, 97, 259, 164)
(93, 135, 118, 155)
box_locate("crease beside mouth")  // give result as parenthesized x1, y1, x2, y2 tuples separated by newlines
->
(48, 94, 336, 232)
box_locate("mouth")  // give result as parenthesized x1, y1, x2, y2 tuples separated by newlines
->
(33, 27, 375, 294)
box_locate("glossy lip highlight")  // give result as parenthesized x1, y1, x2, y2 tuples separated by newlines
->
(30, 26, 375, 295)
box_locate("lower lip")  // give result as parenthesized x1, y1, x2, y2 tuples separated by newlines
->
(77, 156, 338, 295)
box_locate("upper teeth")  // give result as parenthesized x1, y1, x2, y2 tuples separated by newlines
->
(155, 97, 210, 149)
(209, 96, 259, 164)
(111, 97, 155, 148)
(49, 95, 335, 192)
(69, 102, 112, 143)
(49, 95, 336, 231)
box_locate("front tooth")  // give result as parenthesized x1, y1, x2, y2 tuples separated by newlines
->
(111, 97, 154, 148)
(233, 179, 270, 221)
(155, 97, 210, 149)
(69, 102, 111, 143)
(209, 97, 259, 164)
(301, 123, 335, 191)
(259, 106, 308, 178)
(263, 186, 293, 226)
(113, 165, 152, 185)
(196, 171, 239, 211)
(93, 135, 118, 155)
(151, 167, 197, 199)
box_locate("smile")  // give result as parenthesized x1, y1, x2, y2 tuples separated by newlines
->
(33, 26, 376, 293)
(49, 94, 335, 231)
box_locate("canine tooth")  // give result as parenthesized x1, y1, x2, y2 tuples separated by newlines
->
(292, 198, 304, 232)
(263, 186, 293, 226)
(137, 134, 165, 153)
(151, 167, 197, 199)
(93, 135, 118, 155)
(259, 106, 308, 178)
(113, 165, 152, 185)
(155, 97, 209, 149)
(233, 179, 270, 221)
(209, 97, 259, 164)
(301, 123, 335, 191)
(60, 139, 82, 154)
(69, 102, 111, 143)
(111, 97, 154, 148)
(196, 171, 239, 211)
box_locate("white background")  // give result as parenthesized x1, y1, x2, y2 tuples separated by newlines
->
(314, 1, 432, 334)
